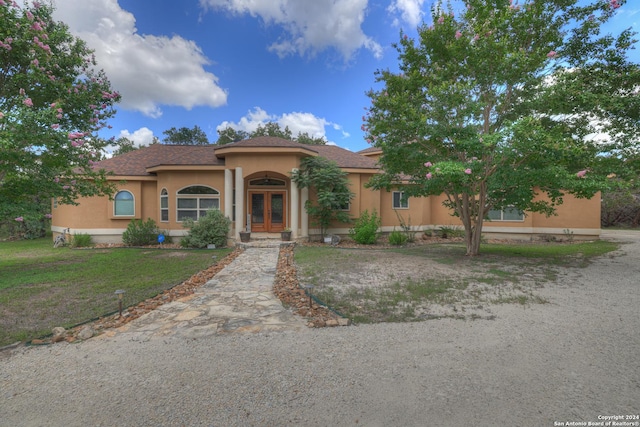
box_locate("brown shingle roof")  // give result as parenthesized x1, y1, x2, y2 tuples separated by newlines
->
(95, 144, 222, 176)
(95, 137, 379, 176)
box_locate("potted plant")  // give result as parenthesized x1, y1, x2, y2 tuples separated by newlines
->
(280, 228, 292, 241)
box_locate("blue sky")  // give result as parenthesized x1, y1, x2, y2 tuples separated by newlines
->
(48, 0, 640, 154)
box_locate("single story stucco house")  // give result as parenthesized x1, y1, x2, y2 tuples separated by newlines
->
(51, 136, 601, 243)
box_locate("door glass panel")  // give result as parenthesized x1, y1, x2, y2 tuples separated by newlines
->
(271, 194, 283, 225)
(252, 194, 264, 224)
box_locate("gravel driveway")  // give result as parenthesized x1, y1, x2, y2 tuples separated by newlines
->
(1, 231, 639, 427)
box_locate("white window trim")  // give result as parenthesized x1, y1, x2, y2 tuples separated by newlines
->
(392, 191, 409, 209)
(487, 207, 525, 222)
(176, 185, 220, 222)
(114, 190, 135, 217)
(160, 188, 169, 222)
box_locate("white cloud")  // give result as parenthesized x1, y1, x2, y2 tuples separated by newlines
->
(199, 0, 382, 60)
(118, 127, 156, 147)
(52, 0, 227, 118)
(388, 0, 426, 28)
(216, 107, 340, 143)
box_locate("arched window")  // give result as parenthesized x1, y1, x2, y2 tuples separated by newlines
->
(177, 185, 220, 221)
(114, 190, 134, 216)
(160, 188, 169, 222)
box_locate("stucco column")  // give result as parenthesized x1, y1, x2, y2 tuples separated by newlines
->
(224, 169, 233, 221)
(234, 167, 244, 239)
(301, 187, 309, 238)
(290, 168, 299, 238)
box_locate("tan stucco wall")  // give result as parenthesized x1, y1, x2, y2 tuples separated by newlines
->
(52, 151, 602, 242)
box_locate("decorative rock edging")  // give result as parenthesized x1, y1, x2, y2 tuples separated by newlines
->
(273, 245, 350, 328)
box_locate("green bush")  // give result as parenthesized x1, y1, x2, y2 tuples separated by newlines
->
(122, 218, 160, 246)
(388, 229, 408, 246)
(70, 233, 92, 248)
(349, 209, 381, 244)
(181, 209, 231, 248)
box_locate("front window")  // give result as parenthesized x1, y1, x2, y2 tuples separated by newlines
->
(160, 189, 169, 222)
(487, 207, 524, 221)
(392, 191, 409, 209)
(176, 185, 220, 221)
(114, 190, 134, 216)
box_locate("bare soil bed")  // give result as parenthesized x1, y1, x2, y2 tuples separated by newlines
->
(293, 237, 572, 323)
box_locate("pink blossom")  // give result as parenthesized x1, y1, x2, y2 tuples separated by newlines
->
(455, 31, 462, 39)
(403, 34, 408, 40)
(56, 113, 62, 119)
(51, 124, 59, 129)
(547, 50, 557, 58)
(424, 162, 432, 167)
(50, 102, 56, 108)
(19, 88, 25, 96)
(33, 1, 41, 8)
(576, 170, 587, 178)
(63, 185, 70, 190)
(0, 112, 4, 119)
(23, 98, 33, 107)
(31, 21, 42, 31)
(54, 177, 60, 183)
(437, 16, 444, 24)
(45, 213, 52, 219)
(464, 168, 472, 175)
(15, 217, 24, 222)
(426, 172, 433, 180)
(610, 0, 620, 9)
(26, 10, 34, 20)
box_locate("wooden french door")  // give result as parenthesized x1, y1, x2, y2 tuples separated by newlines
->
(249, 191, 286, 232)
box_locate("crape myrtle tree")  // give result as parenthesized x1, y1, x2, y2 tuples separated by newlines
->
(364, 0, 640, 256)
(0, 1, 120, 233)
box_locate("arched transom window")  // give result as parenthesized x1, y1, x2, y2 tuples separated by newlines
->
(177, 185, 220, 221)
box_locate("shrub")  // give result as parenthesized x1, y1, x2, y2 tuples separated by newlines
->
(349, 209, 381, 244)
(122, 218, 160, 246)
(70, 233, 92, 248)
(388, 229, 408, 246)
(181, 209, 231, 248)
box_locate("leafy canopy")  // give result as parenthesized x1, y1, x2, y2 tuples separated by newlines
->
(0, 1, 120, 222)
(291, 156, 353, 237)
(162, 125, 209, 145)
(216, 122, 328, 145)
(364, 0, 640, 255)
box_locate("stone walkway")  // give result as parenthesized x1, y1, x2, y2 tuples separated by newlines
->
(102, 242, 307, 342)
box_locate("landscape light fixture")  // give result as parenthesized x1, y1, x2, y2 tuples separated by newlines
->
(114, 289, 125, 317)
(303, 284, 314, 308)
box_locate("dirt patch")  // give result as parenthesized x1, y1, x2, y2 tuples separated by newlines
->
(294, 239, 554, 322)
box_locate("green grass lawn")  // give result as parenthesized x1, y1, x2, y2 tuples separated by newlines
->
(0, 238, 232, 347)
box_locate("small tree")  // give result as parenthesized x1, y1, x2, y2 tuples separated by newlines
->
(291, 157, 353, 238)
(365, 0, 640, 256)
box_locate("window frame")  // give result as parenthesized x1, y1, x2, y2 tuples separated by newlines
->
(487, 206, 524, 222)
(114, 190, 135, 217)
(392, 191, 409, 209)
(160, 188, 169, 222)
(176, 185, 220, 222)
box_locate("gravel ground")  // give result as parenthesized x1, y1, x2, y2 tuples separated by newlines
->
(1, 231, 639, 427)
